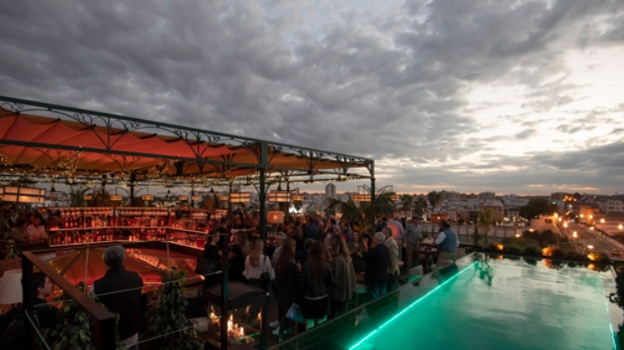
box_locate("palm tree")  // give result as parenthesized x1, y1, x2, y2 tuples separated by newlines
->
(413, 195, 428, 219)
(399, 194, 413, 217)
(328, 190, 397, 226)
(426, 191, 442, 213)
(69, 187, 89, 207)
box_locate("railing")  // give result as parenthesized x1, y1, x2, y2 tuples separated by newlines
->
(21, 251, 116, 350)
(18, 231, 237, 350)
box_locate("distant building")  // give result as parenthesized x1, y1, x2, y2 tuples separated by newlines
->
(440, 190, 461, 201)
(325, 183, 336, 198)
(598, 199, 624, 214)
(501, 194, 529, 208)
(480, 199, 505, 224)
(479, 192, 496, 200)
(550, 192, 571, 201)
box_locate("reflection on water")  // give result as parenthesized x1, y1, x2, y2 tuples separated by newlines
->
(351, 252, 615, 350)
(471, 254, 495, 287)
(437, 263, 460, 291)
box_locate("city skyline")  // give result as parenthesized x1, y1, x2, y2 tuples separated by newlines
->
(1, 1, 623, 195)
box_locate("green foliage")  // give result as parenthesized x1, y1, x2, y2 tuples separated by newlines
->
(501, 237, 539, 250)
(412, 195, 428, 218)
(519, 197, 557, 220)
(567, 251, 581, 259)
(0, 204, 17, 260)
(523, 246, 539, 255)
(478, 209, 494, 246)
(399, 194, 412, 214)
(142, 269, 203, 350)
(46, 295, 120, 350)
(328, 190, 397, 225)
(504, 244, 521, 254)
(426, 191, 441, 213)
(590, 252, 612, 264)
(69, 187, 89, 207)
(482, 243, 500, 253)
(521, 229, 540, 243)
(91, 187, 111, 207)
(472, 222, 481, 247)
(539, 229, 559, 247)
(550, 247, 565, 258)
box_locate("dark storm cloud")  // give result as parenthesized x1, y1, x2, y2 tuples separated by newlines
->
(0, 0, 622, 194)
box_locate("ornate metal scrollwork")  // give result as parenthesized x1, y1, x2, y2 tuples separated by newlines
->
(0, 102, 25, 116)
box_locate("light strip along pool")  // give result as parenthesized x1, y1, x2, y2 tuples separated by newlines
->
(351, 255, 618, 350)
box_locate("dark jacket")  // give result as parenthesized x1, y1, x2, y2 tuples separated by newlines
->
(93, 266, 143, 340)
(34, 298, 59, 330)
(273, 262, 300, 309)
(301, 262, 334, 299)
(303, 223, 320, 241)
(229, 244, 247, 282)
(295, 250, 308, 264)
(363, 243, 390, 284)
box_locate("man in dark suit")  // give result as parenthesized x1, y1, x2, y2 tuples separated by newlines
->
(303, 216, 320, 241)
(363, 232, 391, 299)
(92, 246, 143, 350)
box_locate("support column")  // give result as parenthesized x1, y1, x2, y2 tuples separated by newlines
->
(220, 235, 230, 350)
(228, 182, 233, 212)
(259, 142, 268, 244)
(22, 256, 34, 350)
(129, 171, 136, 204)
(370, 177, 376, 225)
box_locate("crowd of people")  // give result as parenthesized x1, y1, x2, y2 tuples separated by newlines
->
(197, 209, 459, 337)
(0, 206, 459, 345)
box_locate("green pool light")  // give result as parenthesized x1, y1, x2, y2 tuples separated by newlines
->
(349, 262, 477, 350)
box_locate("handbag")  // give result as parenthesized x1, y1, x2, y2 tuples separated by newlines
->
(285, 303, 303, 322)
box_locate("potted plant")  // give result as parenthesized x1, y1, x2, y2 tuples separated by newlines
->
(141, 269, 203, 350)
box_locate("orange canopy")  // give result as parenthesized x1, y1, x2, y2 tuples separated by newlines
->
(0, 96, 373, 185)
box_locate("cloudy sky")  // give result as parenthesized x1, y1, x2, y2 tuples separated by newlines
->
(1, 0, 623, 196)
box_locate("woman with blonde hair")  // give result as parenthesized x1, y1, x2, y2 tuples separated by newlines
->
(328, 235, 356, 318)
(244, 239, 275, 290)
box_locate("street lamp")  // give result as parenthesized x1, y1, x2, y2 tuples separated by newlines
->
(588, 245, 594, 250)
(572, 231, 578, 238)
(619, 224, 623, 230)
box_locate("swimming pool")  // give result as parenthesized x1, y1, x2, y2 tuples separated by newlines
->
(270, 253, 622, 350)
(350, 254, 620, 350)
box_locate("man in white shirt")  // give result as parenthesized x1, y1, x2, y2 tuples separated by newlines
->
(404, 217, 423, 269)
(434, 220, 459, 268)
(383, 227, 400, 292)
(385, 214, 405, 261)
(26, 217, 46, 241)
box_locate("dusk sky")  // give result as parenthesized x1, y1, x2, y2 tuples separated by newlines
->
(1, 0, 623, 196)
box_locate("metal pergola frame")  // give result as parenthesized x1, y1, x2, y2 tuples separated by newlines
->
(0, 95, 377, 240)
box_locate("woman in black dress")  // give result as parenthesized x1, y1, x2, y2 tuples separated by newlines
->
(301, 241, 334, 329)
(228, 230, 249, 282)
(273, 238, 299, 336)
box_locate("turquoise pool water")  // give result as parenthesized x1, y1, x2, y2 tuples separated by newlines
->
(351, 255, 619, 350)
